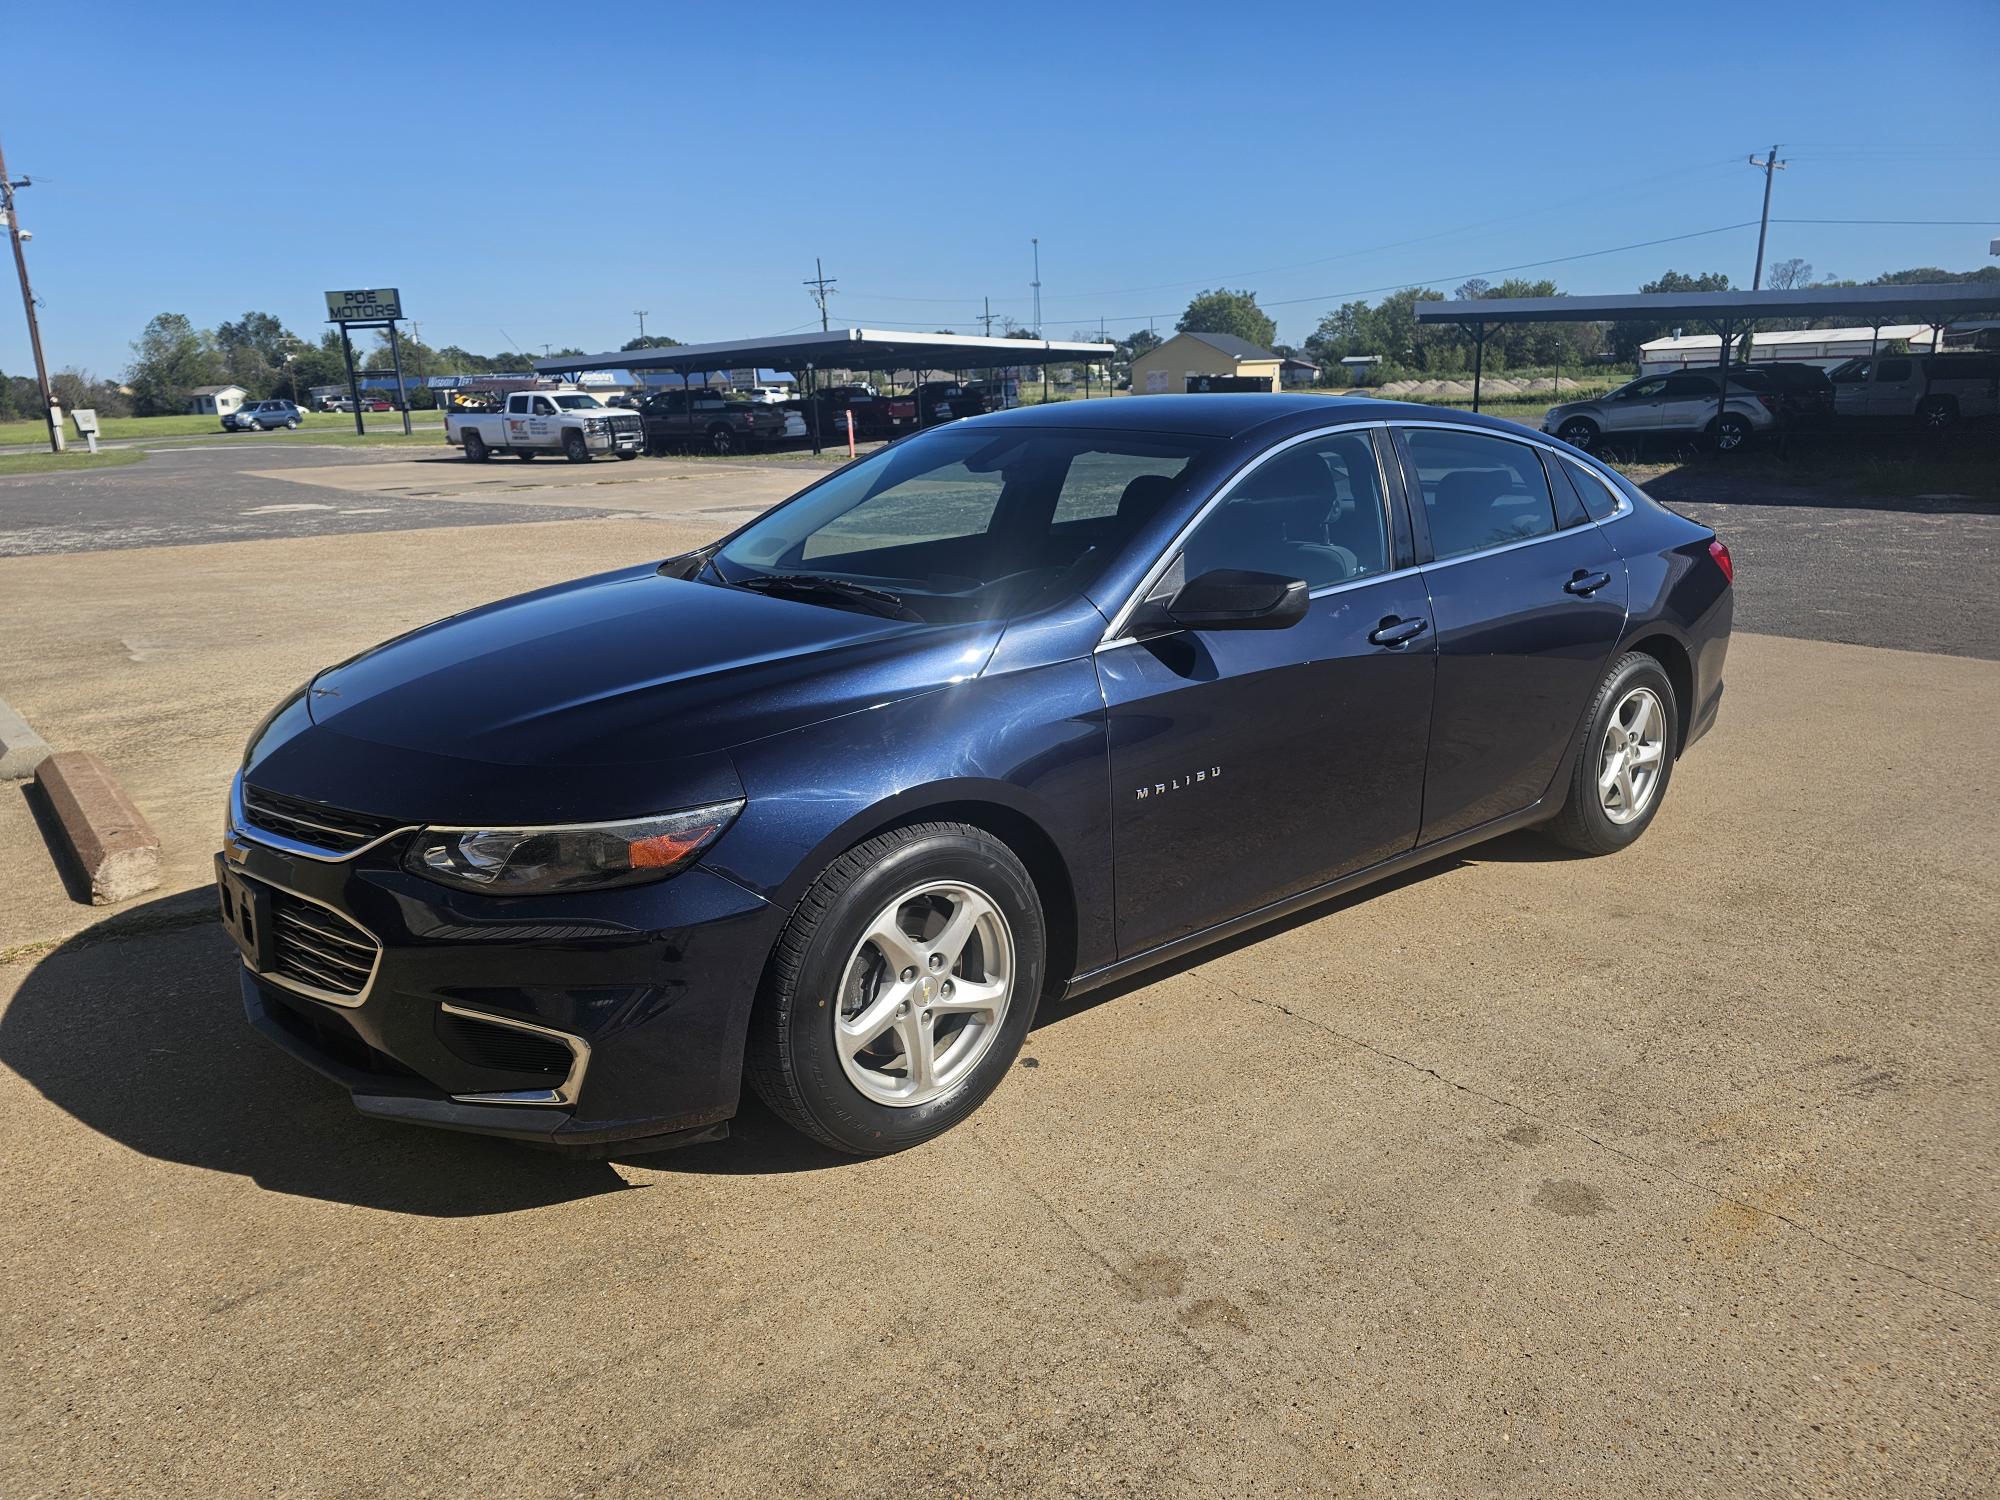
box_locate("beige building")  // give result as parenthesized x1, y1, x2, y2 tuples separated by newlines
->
(1129, 331, 1282, 394)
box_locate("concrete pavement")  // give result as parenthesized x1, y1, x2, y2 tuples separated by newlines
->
(1, 632, 1995, 1497)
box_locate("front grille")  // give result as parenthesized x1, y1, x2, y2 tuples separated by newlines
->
(436, 1010, 573, 1079)
(243, 784, 401, 854)
(269, 889, 379, 998)
(608, 414, 643, 439)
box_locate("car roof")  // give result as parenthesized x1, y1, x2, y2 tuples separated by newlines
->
(965, 393, 1538, 441)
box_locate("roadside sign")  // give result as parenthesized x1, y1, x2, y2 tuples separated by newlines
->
(71, 408, 99, 434)
(324, 288, 403, 323)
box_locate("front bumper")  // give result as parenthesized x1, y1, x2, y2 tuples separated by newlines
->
(219, 789, 782, 1150)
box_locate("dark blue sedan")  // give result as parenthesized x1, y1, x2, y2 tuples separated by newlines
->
(218, 395, 1732, 1156)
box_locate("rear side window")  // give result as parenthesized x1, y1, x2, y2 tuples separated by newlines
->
(1558, 457, 1622, 522)
(1402, 429, 1557, 560)
(1181, 431, 1390, 588)
(1662, 374, 1716, 398)
(1875, 358, 1913, 382)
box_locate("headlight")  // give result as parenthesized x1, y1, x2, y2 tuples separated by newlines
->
(404, 800, 744, 895)
(585, 417, 609, 432)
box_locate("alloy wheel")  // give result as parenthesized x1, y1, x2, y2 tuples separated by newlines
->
(1598, 685, 1666, 825)
(834, 881, 1015, 1108)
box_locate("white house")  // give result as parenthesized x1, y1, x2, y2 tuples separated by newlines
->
(187, 384, 248, 416)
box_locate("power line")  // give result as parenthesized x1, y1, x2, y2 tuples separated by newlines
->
(1773, 218, 2000, 226)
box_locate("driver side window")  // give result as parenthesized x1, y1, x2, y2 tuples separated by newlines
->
(1179, 431, 1390, 590)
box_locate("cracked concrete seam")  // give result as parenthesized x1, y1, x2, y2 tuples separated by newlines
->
(1209, 975, 1994, 1314)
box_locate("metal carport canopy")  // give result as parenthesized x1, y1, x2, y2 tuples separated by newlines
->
(1412, 281, 2000, 419)
(1412, 282, 2000, 327)
(534, 327, 1115, 378)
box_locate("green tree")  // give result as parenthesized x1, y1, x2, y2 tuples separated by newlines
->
(1366, 287, 1446, 369)
(621, 334, 683, 351)
(1608, 270, 1731, 361)
(1124, 328, 1162, 361)
(126, 313, 224, 415)
(1177, 288, 1276, 350)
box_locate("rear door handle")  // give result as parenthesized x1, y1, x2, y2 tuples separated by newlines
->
(1564, 571, 1612, 596)
(1368, 616, 1428, 647)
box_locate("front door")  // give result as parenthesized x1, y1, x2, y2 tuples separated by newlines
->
(1099, 427, 1436, 958)
(1393, 425, 1629, 845)
(1602, 375, 1668, 433)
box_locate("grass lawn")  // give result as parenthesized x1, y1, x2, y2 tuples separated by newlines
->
(0, 410, 441, 446)
(0, 448, 148, 477)
(146, 429, 450, 451)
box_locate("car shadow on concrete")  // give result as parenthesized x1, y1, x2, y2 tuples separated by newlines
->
(0, 895, 636, 1216)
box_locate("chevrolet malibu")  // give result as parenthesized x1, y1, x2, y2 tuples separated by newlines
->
(219, 396, 1733, 1156)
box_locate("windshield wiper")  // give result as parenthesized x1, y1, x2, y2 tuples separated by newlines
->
(730, 572, 922, 621)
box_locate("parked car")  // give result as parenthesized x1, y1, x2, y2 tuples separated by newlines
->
(1727, 361, 1835, 426)
(1826, 351, 2000, 430)
(220, 394, 1732, 1157)
(639, 389, 792, 455)
(1543, 370, 1776, 452)
(447, 389, 644, 462)
(313, 395, 348, 412)
(799, 387, 914, 440)
(223, 399, 304, 432)
(743, 386, 793, 405)
(911, 380, 983, 426)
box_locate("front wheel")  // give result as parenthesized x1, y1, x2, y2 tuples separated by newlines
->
(1541, 652, 1679, 855)
(1556, 417, 1599, 452)
(615, 449, 638, 460)
(747, 823, 1046, 1155)
(563, 430, 590, 463)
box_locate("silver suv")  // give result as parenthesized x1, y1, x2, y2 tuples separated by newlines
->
(223, 399, 303, 432)
(1544, 371, 1775, 453)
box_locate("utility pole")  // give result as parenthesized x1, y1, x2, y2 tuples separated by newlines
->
(804, 258, 837, 332)
(1031, 238, 1042, 338)
(634, 310, 649, 341)
(1748, 144, 1787, 290)
(980, 297, 995, 337)
(0, 134, 61, 453)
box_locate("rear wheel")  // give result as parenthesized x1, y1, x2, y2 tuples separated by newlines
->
(1542, 652, 1679, 855)
(1556, 417, 1599, 452)
(1712, 414, 1752, 451)
(707, 423, 738, 456)
(747, 823, 1045, 1155)
(563, 430, 590, 463)
(463, 431, 488, 462)
(1917, 396, 1957, 431)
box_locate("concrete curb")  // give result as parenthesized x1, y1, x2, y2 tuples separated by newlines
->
(0, 697, 53, 780)
(34, 752, 162, 906)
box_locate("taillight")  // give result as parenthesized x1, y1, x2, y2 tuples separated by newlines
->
(1708, 538, 1733, 584)
(1756, 394, 1777, 412)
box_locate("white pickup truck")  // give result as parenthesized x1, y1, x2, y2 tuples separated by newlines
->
(446, 389, 645, 462)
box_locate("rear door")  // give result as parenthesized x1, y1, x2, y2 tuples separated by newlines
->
(1393, 424, 1628, 845)
(1099, 425, 1436, 955)
(1657, 372, 1720, 433)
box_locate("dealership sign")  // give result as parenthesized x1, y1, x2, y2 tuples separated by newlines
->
(325, 288, 403, 322)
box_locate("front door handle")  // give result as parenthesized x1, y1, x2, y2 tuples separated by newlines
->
(1368, 616, 1428, 647)
(1564, 570, 1612, 596)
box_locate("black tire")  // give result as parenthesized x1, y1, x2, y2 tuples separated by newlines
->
(563, 430, 590, 463)
(707, 423, 738, 456)
(1541, 652, 1679, 856)
(285, 418, 300, 429)
(1917, 396, 1957, 432)
(615, 449, 638, 461)
(1712, 413, 1752, 452)
(747, 822, 1046, 1155)
(517, 449, 538, 461)
(463, 431, 489, 462)
(1557, 417, 1599, 452)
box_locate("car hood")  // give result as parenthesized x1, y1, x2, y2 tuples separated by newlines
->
(245, 565, 1001, 824)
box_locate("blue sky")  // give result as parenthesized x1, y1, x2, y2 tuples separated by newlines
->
(6, 1, 1997, 376)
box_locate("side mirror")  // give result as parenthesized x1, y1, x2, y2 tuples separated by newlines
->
(1156, 568, 1309, 632)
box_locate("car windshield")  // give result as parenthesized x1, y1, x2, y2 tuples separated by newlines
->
(710, 426, 1216, 623)
(552, 394, 605, 409)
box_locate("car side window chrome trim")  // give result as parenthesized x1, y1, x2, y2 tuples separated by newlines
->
(1391, 418, 1634, 530)
(1098, 419, 1396, 648)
